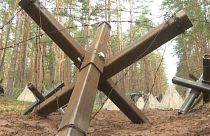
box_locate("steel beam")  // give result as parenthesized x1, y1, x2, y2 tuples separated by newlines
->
(172, 77, 210, 93)
(31, 10, 193, 116)
(22, 82, 65, 115)
(174, 55, 210, 113)
(32, 79, 148, 123)
(19, 0, 85, 65)
(103, 10, 193, 79)
(202, 55, 210, 84)
(99, 79, 149, 123)
(33, 85, 74, 115)
(178, 90, 198, 114)
(27, 83, 45, 101)
(202, 54, 210, 102)
(173, 76, 202, 114)
(19, 0, 193, 80)
(57, 22, 110, 136)
(19, 0, 193, 128)
(43, 82, 65, 99)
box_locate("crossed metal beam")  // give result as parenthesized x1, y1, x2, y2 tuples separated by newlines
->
(173, 55, 210, 114)
(19, 0, 192, 135)
(22, 82, 64, 115)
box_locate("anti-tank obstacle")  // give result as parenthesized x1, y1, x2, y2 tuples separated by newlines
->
(173, 54, 210, 114)
(19, 0, 192, 135)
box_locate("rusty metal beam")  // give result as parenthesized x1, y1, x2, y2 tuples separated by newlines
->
(22, 82, 65, 115)
(31, 10, 193, 116)
(173, 75, 202, 114)
(33, 85, 74, 115)
(99, 79, 149, 123)
(43, 82, 65, 99)
(103, 10, 193, 79)
(202, 54, 210, 102)
(20, 1, 193, 126)
(33, 80, 148, 124)
(172, 77, 210, 93)
(174, 55, 210, 114)
(57, 22, 110, 136)
(19, 0, 85, 65)
(19, 0, 194, 134)
(27, 83, 45, 101)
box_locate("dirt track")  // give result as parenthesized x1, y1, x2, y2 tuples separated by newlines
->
(0, 108, 210, 136)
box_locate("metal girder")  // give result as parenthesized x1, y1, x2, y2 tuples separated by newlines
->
(57, 22, 110, 136)
(99, 79, 149, 123)
(19, 0, 150, 123)
(172, 77, 210, 93)
(173, 55, 210, 114)
(42, 82, 65, 99)
(22, 82, 65, 115)
(31, 9, 192, 117)
(19, 0, 192, 81)
(202, 55, 210, 102)
(32, 79, 149, 123)
(19, 0, 194, 134)
(19, 0, 85, 65)
(33, 85, 74, 115)
(173, 54, 210, 114)
(24, 6, 192, 117)
(202, 55, 210, 84)
(27, 83, 45, 101)
(173, 76, 202, 114)
(102, 10, 193, 79)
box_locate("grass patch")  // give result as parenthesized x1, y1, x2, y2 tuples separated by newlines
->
(0, 97, 31, 112)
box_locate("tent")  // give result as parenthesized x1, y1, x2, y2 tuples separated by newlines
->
(17, 85, 37, 102)
(103, 99, 119, 111)
(184, 88, 191, 100)
(136, 97, 145, 110)
(144, 94, 162, 109)
(161, 85, 183, 109)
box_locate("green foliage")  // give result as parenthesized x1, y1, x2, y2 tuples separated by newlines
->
(0, 0, 169, 97)
(0, 97, 30, 112)
(162, 0, 210, 95)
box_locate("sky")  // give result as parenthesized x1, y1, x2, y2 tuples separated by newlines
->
(111, 0, 179, 84)
(48, 0, 179, 84)
(148, 0, 178, 84)
(87, 0, 179, 84)
(121, 0, 178, 84)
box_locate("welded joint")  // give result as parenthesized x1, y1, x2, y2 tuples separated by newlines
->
(80, 50, 106, 73)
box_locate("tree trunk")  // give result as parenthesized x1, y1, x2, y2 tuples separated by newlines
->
(6, 14, 21, 96)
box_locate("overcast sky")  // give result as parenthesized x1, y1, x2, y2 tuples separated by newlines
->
(148, 0, 178, 84)
(118, 0, 178, 84)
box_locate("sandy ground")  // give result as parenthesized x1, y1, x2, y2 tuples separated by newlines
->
(0, 108, 210, 136)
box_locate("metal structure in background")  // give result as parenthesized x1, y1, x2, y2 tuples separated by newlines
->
(202, 55, 210, 102)
(19, 0, 192, 135)
(173, 54, 210, 114)
(22, 82, 64, 115)
(27, 83, 45, 101)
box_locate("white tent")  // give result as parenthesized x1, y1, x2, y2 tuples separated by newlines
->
(144, 94, 162, 109)
(136, 97, 145, 110)
(161, 85, 183, 109)
(184, 88, 191, 100)
(17, 85, 37, 102)
(103, 99, 119, 111)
